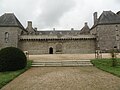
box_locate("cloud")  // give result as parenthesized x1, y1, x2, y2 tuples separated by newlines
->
(35, 0, 75, 29)
(115, 0, 120, 3)
(0, 0, 120, 30)
(0, 0, 39, 27)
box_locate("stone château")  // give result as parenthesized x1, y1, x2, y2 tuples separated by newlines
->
(0, 11, 120, 54)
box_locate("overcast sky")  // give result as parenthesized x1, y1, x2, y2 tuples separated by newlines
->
(0, 0, 120, 30)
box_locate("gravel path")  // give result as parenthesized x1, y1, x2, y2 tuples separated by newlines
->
(1, 67, 120, 90)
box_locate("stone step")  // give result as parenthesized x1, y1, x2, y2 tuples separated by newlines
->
(32, 61, 91, 65)
(32, 64, 93, 67)
(33, 60, 91, 62)
(32, 60, 93, 67)
(31, 64, 93, 67)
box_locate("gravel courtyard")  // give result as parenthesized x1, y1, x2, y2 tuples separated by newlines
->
(1, 67, 120, 90)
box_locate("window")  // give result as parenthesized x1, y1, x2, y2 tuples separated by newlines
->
(116, 35, 119, 41)
(115, 25, 118, 31)
(5, 32, 9, 43)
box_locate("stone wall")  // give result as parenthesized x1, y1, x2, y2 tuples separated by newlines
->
(19, 39, 96, 55)
(90, 24, 120, 51)
(0, 27, 22, 50)
(62, 39, 95, 54)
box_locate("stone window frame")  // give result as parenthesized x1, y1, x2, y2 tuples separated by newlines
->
(5, 32, 9, 43)
(115, 25, 119, 41)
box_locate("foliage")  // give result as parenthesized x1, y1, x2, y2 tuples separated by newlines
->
(0, 60, 32, 89)
(0, 47, 27, 71)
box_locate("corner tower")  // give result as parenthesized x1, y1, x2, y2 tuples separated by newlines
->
(91, 11, 120, 52)
(0, 13, 26, 49)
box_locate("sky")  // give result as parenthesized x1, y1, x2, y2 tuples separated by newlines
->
(0, 0, 120, 30)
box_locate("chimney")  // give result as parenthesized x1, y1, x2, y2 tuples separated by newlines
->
(53, 28, 55, 31)
(26, 21, 34, 34)
(27, 21, 32, 29)
(93, 12, 98, 25)
(71, 28, 74, 31)
(85, 22, 88, 26)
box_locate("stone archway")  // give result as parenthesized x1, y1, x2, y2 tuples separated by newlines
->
(49, 47, 53, 54)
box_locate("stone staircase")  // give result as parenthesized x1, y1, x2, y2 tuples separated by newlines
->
(32, 60, 93, 67)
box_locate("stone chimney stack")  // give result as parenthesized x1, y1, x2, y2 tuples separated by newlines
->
(71, 28, 74, 31)
(85, 22, 88, 26)
(94, 12, 98, 25)
(26, 21, 35, 34)
(28, 21, 32, 29)
(53, 28, 55, 31)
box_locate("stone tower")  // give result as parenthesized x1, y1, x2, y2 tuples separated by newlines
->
(0, 13, 26, 49)
(90, 11, 120, 52)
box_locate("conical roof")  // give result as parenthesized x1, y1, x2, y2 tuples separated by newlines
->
(0, 13, 25, 30)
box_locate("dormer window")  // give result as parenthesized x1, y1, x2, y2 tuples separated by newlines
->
(5, 32, 9, 43)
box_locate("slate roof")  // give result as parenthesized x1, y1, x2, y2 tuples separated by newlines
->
(98, 11, 120, 24)
(0, 13, 25, 30)
(116, 11, 120, 15)
(36, 30, 80, 35)
(91, 11, 120, 29)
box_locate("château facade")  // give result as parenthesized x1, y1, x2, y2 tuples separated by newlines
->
(0, 11, 120, 54)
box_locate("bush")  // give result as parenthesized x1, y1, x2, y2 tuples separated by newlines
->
(0, 47, 27, 72)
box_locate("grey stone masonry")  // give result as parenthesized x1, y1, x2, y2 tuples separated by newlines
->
(0, 11, 120, 54)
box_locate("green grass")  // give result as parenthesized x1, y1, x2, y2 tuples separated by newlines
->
(91, 58, 120, 77)
(0, 60, 32, 89)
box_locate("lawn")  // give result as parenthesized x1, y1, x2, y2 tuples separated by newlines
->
(0, 60, 32, 89)
(91, 58, 120, 77)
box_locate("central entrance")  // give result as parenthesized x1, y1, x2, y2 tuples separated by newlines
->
(49, 47, 53, 54)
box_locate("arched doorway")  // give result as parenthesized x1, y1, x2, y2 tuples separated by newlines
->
(49, 47, 53, 54)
